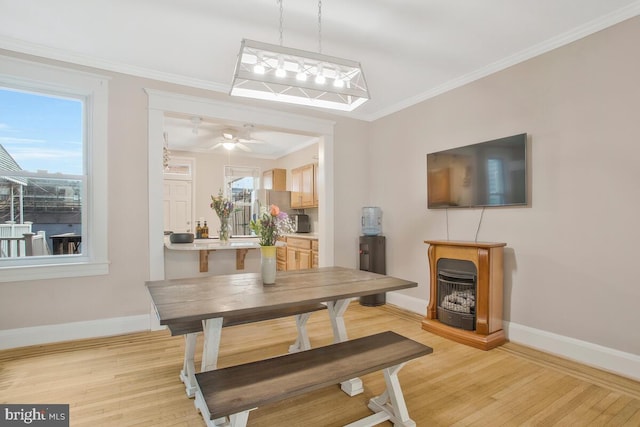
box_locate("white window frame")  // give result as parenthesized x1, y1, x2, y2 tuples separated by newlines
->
(0, 55, 109, 282)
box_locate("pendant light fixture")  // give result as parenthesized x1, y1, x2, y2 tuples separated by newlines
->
(230, 0, 369, 111)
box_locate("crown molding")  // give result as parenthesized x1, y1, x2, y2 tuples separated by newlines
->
(0, 35, 229, 93)
(366, 2, 640, 121)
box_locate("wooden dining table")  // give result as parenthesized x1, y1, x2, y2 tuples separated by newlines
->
(146, 266, 417, 396)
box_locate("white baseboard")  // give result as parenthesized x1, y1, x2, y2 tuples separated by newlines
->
(0, 314, 151, 350)
(3, 299, 640, 382)
(505, 321, 640, 381)
(386, 291, 427, 317)
(387, 292, 640, 381)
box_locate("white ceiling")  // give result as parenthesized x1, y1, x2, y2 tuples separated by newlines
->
(163, 112, 319, 158)
(2, 0, 639, 157)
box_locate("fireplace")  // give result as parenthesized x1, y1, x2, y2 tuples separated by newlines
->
(422, 240, 506, 350)
(436, 259, 477, 331)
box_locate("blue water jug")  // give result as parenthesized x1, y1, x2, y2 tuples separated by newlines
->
(361, 207, 382, 236)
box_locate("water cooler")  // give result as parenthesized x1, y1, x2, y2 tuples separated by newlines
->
(359, 207, 386, 306)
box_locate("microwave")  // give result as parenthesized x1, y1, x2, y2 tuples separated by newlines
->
(292, 214, 311, 233)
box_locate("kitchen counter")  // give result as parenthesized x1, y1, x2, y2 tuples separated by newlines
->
(163, 235, 318, 276)
(164, 236, 260, 273)
(284, 233, 319, 240)
(164, 236, 260, 251)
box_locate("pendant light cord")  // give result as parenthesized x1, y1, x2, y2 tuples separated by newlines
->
(278, 0, 284, 46)
(318, 0, 322, 53)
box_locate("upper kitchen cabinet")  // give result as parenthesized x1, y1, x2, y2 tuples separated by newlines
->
(291, 163, 317, 208)
(262, 168, 287, 191)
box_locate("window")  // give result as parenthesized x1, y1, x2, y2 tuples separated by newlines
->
(0, 55, 108, 282)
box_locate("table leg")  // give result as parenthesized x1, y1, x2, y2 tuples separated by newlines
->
(201, 317, 223, 372)
(327, 299, 350, 343)
(201, 319, 232, 427)
(180, 333, 199, 398)
(326, 299, 363, 396)
(288, 313, 312, 353)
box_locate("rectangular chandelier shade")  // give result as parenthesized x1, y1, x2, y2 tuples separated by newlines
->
(230, 39, 370, 112)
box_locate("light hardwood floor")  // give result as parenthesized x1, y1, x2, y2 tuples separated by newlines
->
(1, 302, 639, 426)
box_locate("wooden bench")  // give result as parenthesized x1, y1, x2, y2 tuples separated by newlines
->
(194, 331, 433, 427)
(170, 303, 328, 397)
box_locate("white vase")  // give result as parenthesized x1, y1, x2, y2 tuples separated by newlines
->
(260, 245, 277, 285)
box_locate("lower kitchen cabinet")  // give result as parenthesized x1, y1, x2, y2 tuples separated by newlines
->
(284, 236, 317, 271)
(312, 239, 319, 268)
(276, 244, 287, 271)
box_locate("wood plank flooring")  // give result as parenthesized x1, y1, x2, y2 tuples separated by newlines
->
(1, 302, 639, 426)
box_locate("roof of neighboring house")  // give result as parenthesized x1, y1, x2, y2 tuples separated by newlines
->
(0, 144, 28, 186)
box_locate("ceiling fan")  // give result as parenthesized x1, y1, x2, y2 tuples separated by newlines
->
(209, 124, 264, 152)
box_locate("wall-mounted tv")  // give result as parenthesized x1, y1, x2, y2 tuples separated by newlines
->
(426, 133, 527, 209)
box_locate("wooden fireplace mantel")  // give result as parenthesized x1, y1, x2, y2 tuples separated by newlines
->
(422, 240, 506, 350)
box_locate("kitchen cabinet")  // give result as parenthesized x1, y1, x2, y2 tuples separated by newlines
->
(285, 237, 313, 271)
(291, 163, 317, 208)
(312, 239, 319, 269)
(276, 237, 287, 271)
(263, 168, 287, 191)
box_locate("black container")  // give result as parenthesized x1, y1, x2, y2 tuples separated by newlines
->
(169, 232, 194, 243)
(359, 235, 386, 306)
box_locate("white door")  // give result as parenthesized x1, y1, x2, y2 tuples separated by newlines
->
(163, 180, 192, 233)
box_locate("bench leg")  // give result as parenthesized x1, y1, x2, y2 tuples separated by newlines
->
(367, 363, 416, 427)
(202, 317, 224, 372)
(288, 312, 312, 353)
(195, 388, 253, 427)
(180, 332, 199, 398)
(327, 299, 363, 396)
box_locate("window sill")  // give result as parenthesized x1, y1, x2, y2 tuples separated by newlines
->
(0, 260, 110, 283)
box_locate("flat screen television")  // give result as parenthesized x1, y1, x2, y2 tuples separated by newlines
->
(426, 133, 527, 209)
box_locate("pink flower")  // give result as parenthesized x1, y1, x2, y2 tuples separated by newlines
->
(270, 204, 280, 216)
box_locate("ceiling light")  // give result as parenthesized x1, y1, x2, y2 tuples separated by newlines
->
(229, 0, 369, 111)
(314, 64, 326, 85)
(253, 53, 266, 74)
(222, 142, 236, 150)
(333, 67, 345, 88)
(296, 61, 308, 81)
(275, 56, 287, 78)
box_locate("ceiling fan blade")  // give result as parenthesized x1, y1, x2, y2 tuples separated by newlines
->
(237, 137, 264, 144)
(209, 142, 223, 150)
(236, 143, 251, 152)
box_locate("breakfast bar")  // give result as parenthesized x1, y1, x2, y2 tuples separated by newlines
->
(164, 237, 260, 273)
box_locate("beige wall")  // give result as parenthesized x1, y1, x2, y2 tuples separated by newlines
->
(369, 17, 640, 356)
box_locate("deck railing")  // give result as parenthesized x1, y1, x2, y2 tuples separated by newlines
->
(0, 223, 50, 257)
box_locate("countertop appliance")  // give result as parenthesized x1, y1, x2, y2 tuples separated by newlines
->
(292, 214, 311, 233)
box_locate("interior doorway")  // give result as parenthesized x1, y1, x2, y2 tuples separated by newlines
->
(146, 90, 336, 283)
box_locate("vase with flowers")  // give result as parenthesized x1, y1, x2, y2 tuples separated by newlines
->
(210, 190, 234, 243)
(250, 204, 295, 284)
